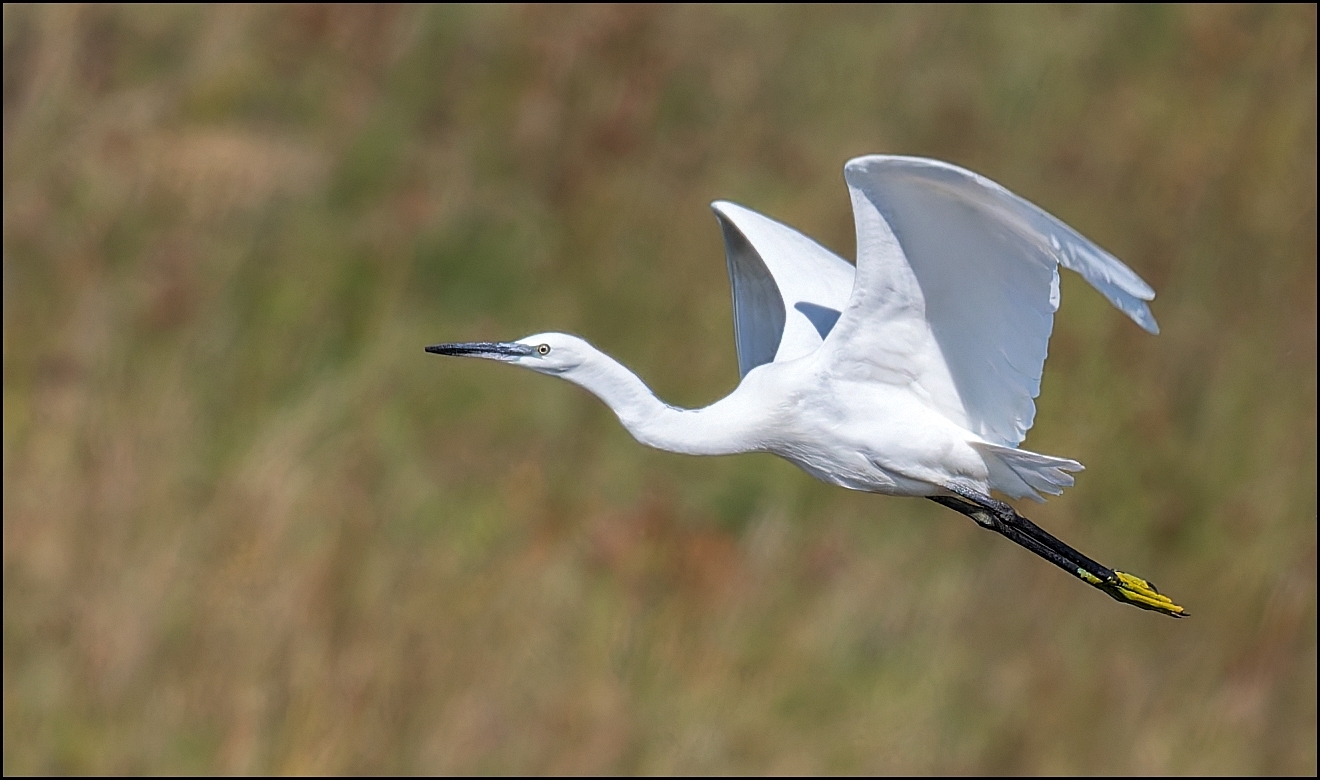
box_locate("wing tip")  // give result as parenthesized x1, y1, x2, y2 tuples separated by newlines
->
(844, 154, 974, 177)
(1125, 299, 1160, 334)
(711, 200, 761, 226)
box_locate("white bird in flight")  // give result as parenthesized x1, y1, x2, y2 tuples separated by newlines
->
(428, 155, 1186, 617)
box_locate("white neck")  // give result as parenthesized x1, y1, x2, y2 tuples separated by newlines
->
(556, 348, 766, 456)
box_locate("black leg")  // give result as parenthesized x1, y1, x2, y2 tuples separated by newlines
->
(941, 484, 1117, 581)
(928, 487, 1187, 618)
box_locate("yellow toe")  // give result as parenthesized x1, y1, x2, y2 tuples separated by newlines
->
(1109, 570, 1188, 617)
(1075, 566, 1186, 616)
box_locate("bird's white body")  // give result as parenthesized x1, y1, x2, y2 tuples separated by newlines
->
(469, 155, 1162, 503)
(541, 332, 1030, 500)
(429, 155, 1187, 616)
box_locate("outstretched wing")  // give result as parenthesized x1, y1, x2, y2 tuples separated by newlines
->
(713, 201, 855, 377)
(820, 155, 1158, 447)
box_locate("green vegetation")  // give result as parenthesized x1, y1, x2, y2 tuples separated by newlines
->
(4, 5, 1315, 773)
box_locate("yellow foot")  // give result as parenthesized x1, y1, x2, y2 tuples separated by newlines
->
(1079, 568, 1188, 617)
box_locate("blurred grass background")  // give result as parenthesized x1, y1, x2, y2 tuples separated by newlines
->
(2, 4, 1315, 774)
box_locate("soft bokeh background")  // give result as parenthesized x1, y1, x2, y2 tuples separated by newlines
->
(3, 5, 1315, 774)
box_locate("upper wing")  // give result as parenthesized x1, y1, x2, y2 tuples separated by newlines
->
(820, 155, 1158, 447)
(712, 201, 855, 377)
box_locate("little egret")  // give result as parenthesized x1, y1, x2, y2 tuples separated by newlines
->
(427, 155, 1186, 617)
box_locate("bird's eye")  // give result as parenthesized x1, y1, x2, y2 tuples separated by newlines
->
(537, 344, 551, 355)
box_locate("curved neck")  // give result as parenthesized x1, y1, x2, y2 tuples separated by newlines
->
(558, 349, 764, 456)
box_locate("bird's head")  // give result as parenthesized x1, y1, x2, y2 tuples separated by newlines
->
(425, 332, 594, 376)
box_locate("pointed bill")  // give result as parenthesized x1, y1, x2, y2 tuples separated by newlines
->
(425, 342, 536, 360)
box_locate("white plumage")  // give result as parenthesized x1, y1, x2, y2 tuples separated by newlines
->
(428, 155, 1185, 617)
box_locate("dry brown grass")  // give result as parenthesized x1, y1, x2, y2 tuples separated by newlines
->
(4, 5, 1315, 773)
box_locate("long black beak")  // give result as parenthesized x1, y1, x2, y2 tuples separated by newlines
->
(425, 341, 535, 359)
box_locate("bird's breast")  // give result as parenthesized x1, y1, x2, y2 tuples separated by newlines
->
(763, 376, 986, 497)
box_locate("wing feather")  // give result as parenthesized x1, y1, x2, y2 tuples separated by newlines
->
(713, 201, 855, 377)
(821, 155, 1159, 446)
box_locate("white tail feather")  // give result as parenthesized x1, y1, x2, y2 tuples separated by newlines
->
(971, 441, 1084, 502)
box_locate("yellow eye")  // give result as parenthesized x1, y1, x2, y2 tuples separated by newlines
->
(537, 344, 551, 355)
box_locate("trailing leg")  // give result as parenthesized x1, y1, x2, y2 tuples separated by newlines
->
(929, 487, 1187, 618)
